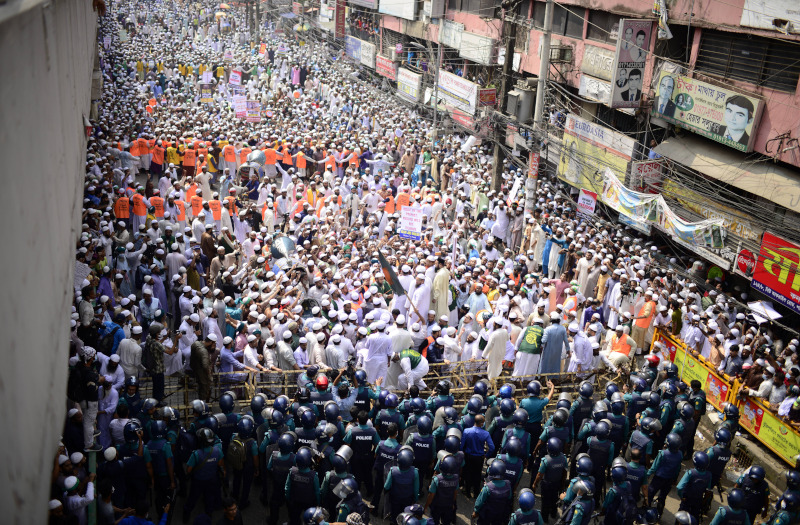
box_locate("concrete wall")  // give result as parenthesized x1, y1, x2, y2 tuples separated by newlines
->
(0, 0, 96, 521)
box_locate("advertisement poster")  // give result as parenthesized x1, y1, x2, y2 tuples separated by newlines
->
(610, 19, 651, 108)
(397, 68, 422, 102)
(398, 206, 423, 241)
(200, 84, 214, 103)
(479, 88, 497, 107)
(652, 69, 763, 152)
(345, 36, 362, 62)
(739, 397, 800, 465)
(246, 100, 261, 123)
(751, 232, 800, 314)
(437, 71, 479, 116)
(228, 69, 242, 86)
(375, 55, 397, 81)
(577, 189, 598, 217)
(735, 248, 757, 279)
(557, 114, 636, 195)
(528, 151, 540, 180)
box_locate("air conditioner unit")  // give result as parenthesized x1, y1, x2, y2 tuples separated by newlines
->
(516, 87, 536, 123)
(506, 89, 523, 120)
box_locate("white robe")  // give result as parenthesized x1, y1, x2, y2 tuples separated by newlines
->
(482, 328, 509, 381)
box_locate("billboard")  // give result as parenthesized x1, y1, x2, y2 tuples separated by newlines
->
(652, 69, 764, 152)
(397, 68, 422, 102)
(752, 232, 800, 314)
(556, 114, 636, 195)
(581, 44, 616, 82)
(361, 40, 376, 69)
(335, 0, 346, 39)
(345, 36, 361, 62)
(440, 20, 463, 49)
(379, 0, 416, 20)
(459, 32, 495, 66)
(376, 55, 397, 81)
(437, 71, 478, 116)
(610, 19, 651, 108)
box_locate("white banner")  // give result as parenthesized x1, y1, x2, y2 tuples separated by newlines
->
(202, 70, 214, 83)
(399, 206, 423, 241)
(459, 32, 496, 66)
(437, 71, 479, 115)
(360, 40, 376, 69)
(379, 0, 416, 20)
(397, 68, 422, 102)
(577, 189, 598, 216)
(229, 69, 242, 86)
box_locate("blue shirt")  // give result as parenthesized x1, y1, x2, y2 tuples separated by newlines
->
(461, 426, 494, 457)
(100, 322, 126, 354)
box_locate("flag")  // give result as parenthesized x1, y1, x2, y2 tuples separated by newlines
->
(378, 250, 406, 297)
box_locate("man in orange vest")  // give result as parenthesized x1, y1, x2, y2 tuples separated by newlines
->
(221, 142, 237, 177)
(632, 290, 657, 350)
(208, 193, 223, 232)
(151, 140, 165, 182)
(182, 144, 197, 179)
(137, 135, 151, 172)
(113, 189, 130, 227)
(263, 144, 278, 178)
(150, 190, 165, 219)
(168, 195, 187, 231)
(190, 189, 204, 219)
(130, 188, 149, 232)
(601, 324, 638, 372)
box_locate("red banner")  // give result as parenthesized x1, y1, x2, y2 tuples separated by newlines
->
(375, 55, 397, 81)
(528, 151, 540, 180)
(751, 232, 800, 315)
(479, 88, 497, 107)
(334, 0, 346, 39)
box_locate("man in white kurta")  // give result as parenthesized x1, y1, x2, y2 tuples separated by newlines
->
(481, 318, 509, 382)
(566, 325, 594, 377)
(407, 273, 431, 326)
(431, 261, 451, 319)
(364, 326, 393, 383)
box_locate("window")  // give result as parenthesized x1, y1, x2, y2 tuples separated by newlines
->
(696, 29, 800, 92)
(516, 0, 531, 18)
(532, 1, 546, 29)
(586, 10, 620, 43)
(448, 0, 460, 10)
(551, 4, 584, 39)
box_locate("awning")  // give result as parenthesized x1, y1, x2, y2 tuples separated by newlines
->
(654, 136, 800, 213)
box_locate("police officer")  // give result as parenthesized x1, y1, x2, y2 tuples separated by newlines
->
(353, 369, 379, 415)
(676, 451, 713, 518)
(267, 433, 296, 525)
(497, 436, 525, 489)
(508, 489, 543, 525)
(217, 390, 240, 455)
(117, 420, 153, 510)
(625, 448, 647, 504)
(462, 414, 495, 499)
(321, 446, 356, 517)
(427, 380, 455, 413)
(384, 446, 420, 522)
(571, 402, 607, 478)
(296, 406, 319, 450)
(183, 427, 224, 521)
(562, 479, 596, 525)
(286, 446, 321, 525)
(343, 410, 379, 497)
(719, 403, 740, 436)
(601, 465, 635, 525)
(646, 433, 683, 515)
(623, 377, 650, 441)
(531, 438, 567, 523)
(569, 381, 595, 442)
(586, 420, 615, 505)
(707, 488, 751, 525)
(323, 402, 346, 450)
(334, 477, 370, 523)
(376, 393, 405, 440)
(231, 416, 258, 509)
(424, 455, 459, 525)
(146, 420, 175, 514)
(707, 427, 733, 496)
(473, 460, 513, 525)
(671, 401, 696, 459)
(487, 399, 516, 459)
(531, 407, 571, 476)
(769, 491, 799, 525)
(432, 407, 462, 453)
(311, 374, 334, 414)
(561, 455, 595, 507)
(371, 422, 401, 511)
(607, 393, 630, 458)
(258, 407, 286, 503)
(405, 415, 436, 485)
(519, 380, 555, 452)
(627, 417, 659, 467)
(736, 465, 770, 523)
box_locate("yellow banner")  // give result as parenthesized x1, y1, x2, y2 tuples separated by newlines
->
(738, 396, 800, 466)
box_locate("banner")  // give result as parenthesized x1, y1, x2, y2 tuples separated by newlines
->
(376, 55, 397, 81)
(334, 0, 346, 38)
(577, 189, 597, 217)
(232, 95, 247, 118)
(557, 114, 636, 195)
(738, 396, 800, 465)
(246, 100, 261, 123)
(361, 40, 376, 69)
(459, 32, 496, 66)
(229, 69, 242, 85)
(201, 70, 214, 83)
(751, 232, 800, 315)
(610, 19, 651, 108)
(652, 68, 763, 152)
(200, 83, 214, 103)
(398, 206, 423, 241)
(528, 151, 540, 180)
(478, 88, 497, 107)
(618, 212, 651, 234)
(397, 68, 422, 102)
(630, 160, 663, 193)
(345, 36, 362, 62)
(437, 71, 479, 116)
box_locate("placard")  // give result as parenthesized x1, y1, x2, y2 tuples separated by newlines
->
(202, 70, 214, 83)
(398, 206, 423, 241)
(739, 397, 800, 466)
(200, 84, 214, 103)
(581, 45, 615, 82)
(610, 19, 651, 108)
(246, 100, 261, 123)
(577, 189, 598, 216)
(233, 95, 247, 118)
(229, 69, 242, 85)
(478, 89, 497, 107)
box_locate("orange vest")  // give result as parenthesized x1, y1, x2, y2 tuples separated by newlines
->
(190, 195, 203, 217)
(186, 183, 197, 201)
(396, 192, 410, 211)
(296, 152, 307, 169)
(137, 138, 149, 155)
(131, 194, 146, 217)
(264, 148, 277, 165)
(130, 141, 141, 156)
(384, 194, 396, 214)
(281, 146, 293, 165)
(324, 150, 336, 170)
(174, 200, 187, 222)
(147, 139, 156, 150)
(240, 147, 252, 166)
(349, 150, 359, 167)
(339, 149, 349, 167)
(183, 148, 197, 167)
(114, 197, 130, 219)
(208, 200, 222, 221)
(562, 295, 578, 321)
(611, 334, 633, 357)
(151, 146, 165, 165)
(307, 189, 320, 208)
(224, 196, 238, 216)
(222, 144, 236, 162)
(150, 196, 165, 218)
(198, 147, 209, 163)
(635, 300, 657, 329)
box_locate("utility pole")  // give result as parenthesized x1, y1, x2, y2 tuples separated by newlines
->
(255, 0, 261, 41)
(491, 5, 518, 192)
(431, 41, 442, 144)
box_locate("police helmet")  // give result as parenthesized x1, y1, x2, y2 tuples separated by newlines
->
(782, 491, 800, 511)
(278, 432, 295, 454)
(578, 381, 594, 399)
(385, 393, 399, 409)
(435, 380, 451, 396)
(723, 403, 739, 419)
(299, 407, 317, 428)
(354, 369, 367, 385)
(397, 447, 415, 469)
(410, 397, 426, 414)
(512, 409, 528, 427)
(665, 363, 678, 378)
(576, 455, 594, 476)
(674, 511, 697, 525)
(474, 380, 489, 398)
(647, 391, 661, 408)
(518, 488, 536, 512)
(324, 401, 340, 422)
(124, 421, 142, 443)
(610, 465, 627, 483)
(296, 446, 314, 469)
(661, 382, 677, 399)
(196, 427, 215, 447)
(642, 508, 659, 524)
(692, 450, 710, 470)
(143, 397, 158, 412)
(499, 384, 514, 399)
(505, 437, 524, 459)
(443, 406, 458, 425)
(152, 420, 167, 439)
(526, 380, 541, 396)
(631, 376, 648, 392)
(191, 398, 207, 416)
(440, 455, 459, 476)
(161, 406, 178, 421)
(546, 437, 563, 456)
(499, 398, 516, 417)
(416, 415, 433, 435)
(125, 376, 138, 388)
(297, 387, 312, 403)
(466, 395, 483, 415)
(273, 395, 291, 414)
(594, 420, 611, 439)
(487, 459, 506, 479)
(443, 436, 460, 454)
(592, 401, 608, 421)
(714, 427, 732, 446)
(610, 393, 625, 414)
(250, 394, 267, 414)
(302, 507, 329, 525)
(665, 433, 682, 452)
(727, 488, 744, 509)
(748, 465, 765, 482)
(678, 401, 695, 420)
(552, 408, 569, 427)
(641, 417, 661, 434)
(219, 391, 235, 413)
(237, 415, 255, 439)
(574, 479, 595, 498)
(605, 382, 619, 399)
(556, 398, 571, 411)
(786, 469, 800, 489)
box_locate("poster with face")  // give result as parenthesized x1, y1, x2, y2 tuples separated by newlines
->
(610, 19, 652, 108)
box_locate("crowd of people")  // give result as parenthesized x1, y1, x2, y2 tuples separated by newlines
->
(54, 1, 800, 525)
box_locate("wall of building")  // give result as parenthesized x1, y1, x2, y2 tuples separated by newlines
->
(0, 0, 96, 521)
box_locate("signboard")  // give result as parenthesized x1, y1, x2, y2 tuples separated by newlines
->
(581, 45, 616, 81)
(103, 36, 111, 48)
(739, 396, 800, 465)
(630, 160, 663, 193)
(652, 69, 764, 152)
(224, 50, 233, 61)
(379, 0, 417, 20)
(736, 248, 757, 279)
(610, 19, 651, 108)
(557, 114, 636, 195)
(229, 69, 242, 85)
(246, 100, 261, 123)
(459, 32, 496, 66)
(360, 40, 376, 69)
(478, 88, 497, 107)
(751, 231, 800, 314)
(528, 151, 540, 180)
(440, 20, 463, 49)
(578, 75, 611, 104)
(335, 0, 346, 39)
(232, 95, 247, 118)
(376, 55, 397, 81)
(577, 189, 598, 216)
(398, 206, 423, 241)
(438, 71, 479, 116)
(397, 68, 422, 102)
(258, 43, 267, 57)
(741, 0, 800, 34)
(202, 70, 214, 83)
(345, 36, 362, 62)
(200, 84, 214, 103)
(349, 0, 377, 8)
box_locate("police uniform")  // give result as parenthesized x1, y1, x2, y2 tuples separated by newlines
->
(428, 472, 459, 525)
(677, 467, 712, 516)
(183, 444, 223, 517)
(285, 464, 320, 525)
(406, 431, 436, 483)
(371, 437, 400, 509)
(474, 478, 513, 525)
(344, 423, 379, 496)
(384, 464, 420, 522)
(267, 451, 295, 525)
(646, 448, 682, 512)
(536, 452, 567, 522)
